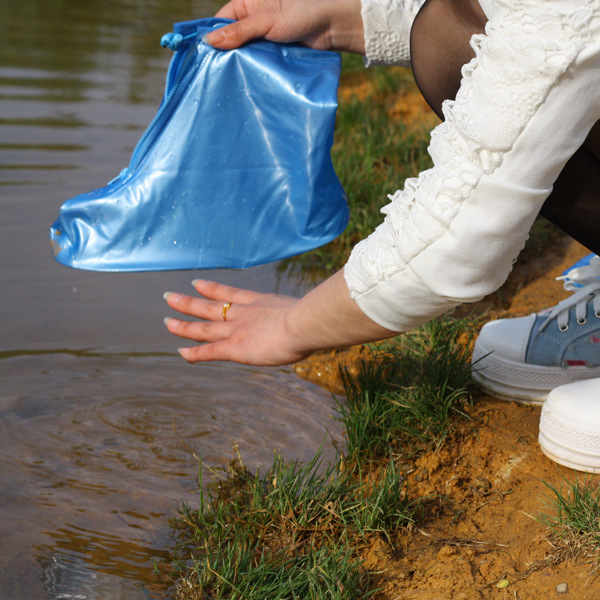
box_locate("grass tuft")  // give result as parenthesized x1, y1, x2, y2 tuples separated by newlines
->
(538, 476, 600, 565)
(337, 315, 477, 463)
(174, 538, 369, 600)
(169, 447, 416, 599)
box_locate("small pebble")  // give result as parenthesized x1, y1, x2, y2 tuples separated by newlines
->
(414, 468, 428, 482)
(474, 476, 492, 493)
(556, 582, 568, 594)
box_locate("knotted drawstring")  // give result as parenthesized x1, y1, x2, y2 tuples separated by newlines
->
(160, 31, 197, 51)
(540, 256, 600, 332)
(160, 32, 184, 50)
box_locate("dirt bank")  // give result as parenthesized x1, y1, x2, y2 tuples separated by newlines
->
(296, 237, 600, 600)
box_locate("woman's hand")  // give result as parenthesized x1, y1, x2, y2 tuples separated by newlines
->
(206, 0, 365, 55)
(164, 279, 312, 365)
(164, 271, 399, 366)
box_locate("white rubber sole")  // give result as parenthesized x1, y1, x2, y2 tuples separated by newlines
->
(471, 341, 600, 405)
(539, 431, 600, 473)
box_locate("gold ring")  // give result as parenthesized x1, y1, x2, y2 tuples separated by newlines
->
(222, 302, 232, 321)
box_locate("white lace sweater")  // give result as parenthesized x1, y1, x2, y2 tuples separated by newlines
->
(344, 0, 600, 331)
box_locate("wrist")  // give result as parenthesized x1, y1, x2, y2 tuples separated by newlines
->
(326, 0, 365, 54)
(283, 270, 397, 355)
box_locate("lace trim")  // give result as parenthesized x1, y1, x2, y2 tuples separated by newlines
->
(361, 0, 425, 66)
(348, 1, 599, 296)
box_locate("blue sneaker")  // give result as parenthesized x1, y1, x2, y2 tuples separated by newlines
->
(472, 254, 600, 404)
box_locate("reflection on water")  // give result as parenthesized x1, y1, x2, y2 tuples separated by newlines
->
(0, 351, 337, 599)
(0, 2, 341, 598)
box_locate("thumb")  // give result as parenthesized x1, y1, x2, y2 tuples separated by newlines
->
(204, 15, 273, 49)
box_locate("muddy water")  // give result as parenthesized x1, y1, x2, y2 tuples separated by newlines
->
(0, 2, 341, 598)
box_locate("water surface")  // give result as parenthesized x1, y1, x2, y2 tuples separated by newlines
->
(0, 2, 341, 597)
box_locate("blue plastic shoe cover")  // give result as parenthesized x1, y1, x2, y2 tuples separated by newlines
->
(560, 253, 597, 289)
(563, 253, 596, 274)
(50, 18, 348, 271)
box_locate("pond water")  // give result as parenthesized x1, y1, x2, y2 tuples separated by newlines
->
(0, 1, 342, 598)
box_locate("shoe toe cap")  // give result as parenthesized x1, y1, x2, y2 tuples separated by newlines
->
(475, 314, 536, 363)
(544, 379, 600, 423)
(540, 378, 600, 471)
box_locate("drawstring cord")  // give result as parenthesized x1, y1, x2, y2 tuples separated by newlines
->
(160, 31, 196, 51)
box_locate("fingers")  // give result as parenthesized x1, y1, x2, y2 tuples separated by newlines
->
(164, 280, 266, 326)
(213, 2, 242, 20)
(164, 314, 254, 364)
(214, 0, 253, 20)
(163, 292, 230, 324)
(177, 338, 307, 366)
(204, 12, 275, 49)
(191, 279, 262, 304)
(164, 316, 229, 343)
(178, 342, 234, 363)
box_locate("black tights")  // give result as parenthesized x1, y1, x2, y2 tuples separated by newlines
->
(410, 0, 600, 255)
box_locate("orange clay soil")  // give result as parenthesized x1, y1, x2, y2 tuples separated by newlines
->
(295, 235, 600, 600)
(293, 73, 600, 599)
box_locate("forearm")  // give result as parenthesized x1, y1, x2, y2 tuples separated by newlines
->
(285, 269, 399, 353)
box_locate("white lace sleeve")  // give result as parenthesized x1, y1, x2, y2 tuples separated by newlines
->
(361, 0, 426, 66)
(345, 0, 600, 332)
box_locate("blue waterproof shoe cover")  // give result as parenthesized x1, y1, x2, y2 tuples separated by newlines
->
(471, 255, 600, 403)
(50, 18, 348, 271)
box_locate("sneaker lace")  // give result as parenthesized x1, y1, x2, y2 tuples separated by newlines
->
(540, 256, 600, 332)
